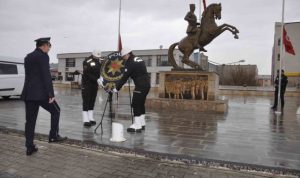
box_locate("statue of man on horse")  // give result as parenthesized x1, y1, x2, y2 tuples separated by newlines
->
(168, 3, 239, 70)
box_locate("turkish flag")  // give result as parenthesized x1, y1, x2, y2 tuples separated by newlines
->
(283, 27, 296, 55)
(118, 33, 122, 51)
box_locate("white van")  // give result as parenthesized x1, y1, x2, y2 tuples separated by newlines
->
(0, 57, 25, 99)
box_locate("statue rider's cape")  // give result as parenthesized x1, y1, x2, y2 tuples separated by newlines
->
(100, 52, 125, 92)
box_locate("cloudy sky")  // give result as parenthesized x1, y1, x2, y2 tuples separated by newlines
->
(0, 0, 299, 74)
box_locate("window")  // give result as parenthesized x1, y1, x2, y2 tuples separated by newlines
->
(157, 55, 171, 66)
(0, 63, 18, 75)
(66, 58, 75, 67)
(277, 54, 280, 61)
(141, 56, 152, 67)
(156, 73, 159, 84)
(65, 72, 74, 81)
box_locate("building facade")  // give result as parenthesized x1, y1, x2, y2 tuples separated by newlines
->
(216, 64, 258, 86)
(257, 75, 272, 87)
(272, 22, 300, 87)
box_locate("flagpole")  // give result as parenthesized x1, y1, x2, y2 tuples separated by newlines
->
(118, 0, 122, 51)
(199, 0, 201, 20)
(198, 0, 201, 66)
(276, 0, 285, 114)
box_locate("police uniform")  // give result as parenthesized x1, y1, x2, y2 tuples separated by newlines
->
(81, 55, 101, 127)
(116, 53, 150, 132)
(272, 70, 288, 109)
(21, 37, 66, 155)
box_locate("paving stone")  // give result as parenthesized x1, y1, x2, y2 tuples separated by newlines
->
(0, 88, 300, 176)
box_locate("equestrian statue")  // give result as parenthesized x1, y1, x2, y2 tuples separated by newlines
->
(168, 3, 239, 69)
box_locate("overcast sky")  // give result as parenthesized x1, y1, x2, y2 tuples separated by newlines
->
(0, 0, 299, 74)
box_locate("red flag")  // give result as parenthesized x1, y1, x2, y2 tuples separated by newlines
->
(283, 27, 295, 55)
(118, 33, 122, 51)
(202, 0, 207, 9)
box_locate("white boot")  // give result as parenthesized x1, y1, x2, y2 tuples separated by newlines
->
(82, 111, 91, 127)
(127, 116, 142, 133)
(140, 114, 146, 130)
(88, 110, 96, 125)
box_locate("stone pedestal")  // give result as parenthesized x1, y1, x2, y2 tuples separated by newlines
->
(146, 71, 228, 113)
(158, 71, 219, 101)
(146, 98, 228, 113)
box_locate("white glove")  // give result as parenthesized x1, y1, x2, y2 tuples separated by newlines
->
(112, 88, 118, 93)
(97, 77, 104, 87)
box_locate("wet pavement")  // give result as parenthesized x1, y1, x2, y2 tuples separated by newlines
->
(0, 88, 300, 172)
(2, 133, 295, 178)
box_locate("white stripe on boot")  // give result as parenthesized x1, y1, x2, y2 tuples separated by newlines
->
(127, 116, 142, 132)
(88, 110, 95, 121)
(82, 111, 89, 123)
(140, 114, 146, 130)
(88, 110, 96, 125)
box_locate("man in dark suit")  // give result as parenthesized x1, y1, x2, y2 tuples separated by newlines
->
(271, 69, 288, 110)
(21, 37, 67, 156)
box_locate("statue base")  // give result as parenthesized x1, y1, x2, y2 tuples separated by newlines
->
(171, 68, 203, 72)
(145, 71, 228, 113)
(146, 98, 228, 113)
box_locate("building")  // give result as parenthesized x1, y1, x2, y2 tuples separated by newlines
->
(216, 64, 258, 86)
(50, 63, 58, 80)
(57, 49, 184, 87)
(272, 22, 300, 87)
(57, 52, 91, 84)
(257, 75, 272, 87)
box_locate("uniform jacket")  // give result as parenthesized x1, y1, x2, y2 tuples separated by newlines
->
(82, 56, 101, 87)
(21, 48, 54, 101)
(116, 54, 150, 91)
(274, 74, 288, 92)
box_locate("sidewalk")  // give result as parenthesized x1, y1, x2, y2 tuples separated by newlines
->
(1, 88, 300, 176)
(0, 133, 296, 178)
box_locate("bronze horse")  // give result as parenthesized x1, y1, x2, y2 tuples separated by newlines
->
(168, 3, 239, 69)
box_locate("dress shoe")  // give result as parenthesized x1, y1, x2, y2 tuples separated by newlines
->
(26, 145, 38, 156)
(127, 128, 142, 133)
(84, 122, 92, 127)
(90, 121, 96, 126)
(142, 126, 145, 130)
(49, 135, 68, 143)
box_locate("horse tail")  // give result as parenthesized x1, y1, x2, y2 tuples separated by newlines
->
(168, 42, 180, 69)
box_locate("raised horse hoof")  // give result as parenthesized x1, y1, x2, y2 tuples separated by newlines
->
(234, 34, 239, 39)
(199, 47, 207, 52)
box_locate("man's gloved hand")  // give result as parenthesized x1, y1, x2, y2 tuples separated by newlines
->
(112, 88, 118, 93)
(97, 77, 104, 87)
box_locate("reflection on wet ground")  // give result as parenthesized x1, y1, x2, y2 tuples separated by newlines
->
(0, 88, 300, 170)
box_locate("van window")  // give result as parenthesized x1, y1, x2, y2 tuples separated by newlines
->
(0, 63, 18, 75)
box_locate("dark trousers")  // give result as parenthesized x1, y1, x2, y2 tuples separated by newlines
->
(273, 88, 285, 108)
(82, 85, 98, 111)
(132, 87, 150, 116)
(25, 100, 60, 148)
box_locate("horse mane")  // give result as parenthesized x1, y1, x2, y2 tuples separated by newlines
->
(201, 3, 219, 17)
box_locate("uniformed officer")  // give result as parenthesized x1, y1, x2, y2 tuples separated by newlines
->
(21, 37, 67, 156)
(112, 47, 150, 132)
(81, 50, 102, 127)
(271, 69, 288, 110)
